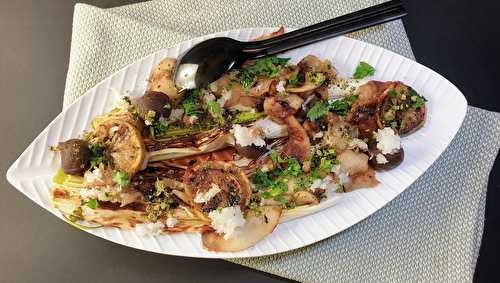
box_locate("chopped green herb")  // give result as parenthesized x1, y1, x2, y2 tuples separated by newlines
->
(113, 171, 129, 187)
(388, 89, 398, 98)
(330, 95, 358, 116)
(353, 61, 375, 79)
(181, 89, 203, 116)
(149, 120, 169, 138)
(251, 169, 274, 190)
(310, 72, 326, 86)
(281, 157, 302, 177)
(85, 198, 99, 209)
(88, 143, 107, 169)
(409, 89, 427, 109)
(239, 56, 290, 88)
(307, 100, 329, 121)
(231, 111, 265, 124)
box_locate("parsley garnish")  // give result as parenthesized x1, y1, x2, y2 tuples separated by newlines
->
(330, 95, 358, 116)
(353, 61, 375, 79)
(113, 171, 129, 187)
(310, 72, 326, 86)
(288, 74, 299, 86)
(149, 120, 168, 138)
(307, 100, 329, 121)
(85, 198, 99, 209)
(409, 89, 427, 109)
(181, 89, 203, 116)
(89, 143, 107, 169)
(239, 56, 290, 88)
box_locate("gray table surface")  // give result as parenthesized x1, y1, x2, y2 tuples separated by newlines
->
(2, 1, 500, 282)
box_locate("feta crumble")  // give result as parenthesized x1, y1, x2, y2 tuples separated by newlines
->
(374, 127, 401, 154)
(208, 206, 246, 240)
(276, 80, 286, 93)
(313, 131, 324, 140)
(376, 153, 388, 164)
(349, 138, 368, 151)
(84, 168, 103, 183)
(166, 217, 177, 228)
(135, 221, 165, 236)
(232, 124, 266, 147)
(80, 188, 100, 200)
(254, 117, 288, 139)
(194, 183, 222, 203)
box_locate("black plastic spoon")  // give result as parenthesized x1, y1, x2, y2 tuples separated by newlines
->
(174, 0, 406, 90)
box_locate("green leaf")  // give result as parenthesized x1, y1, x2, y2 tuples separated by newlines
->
(388, 89, 398, 98)
(270, 150, 280, 165)
(307, 100, 329, 121)
(311, 72, 326, 86)
(86, 199, 99, 209)
(113, 171, 129, 187)
(231, 111, 265, 124)
(287, 74, 299, 86)
(88, 143, 107, 169)
(281, 157, 302, 177)
(330, 95, 358, 116)
(251, 169, 273, 190)
(149, 120, 169, 138)
(239, 56, 290, 89)
(181, 89, 203, 116)
(353, 61, 375, 79)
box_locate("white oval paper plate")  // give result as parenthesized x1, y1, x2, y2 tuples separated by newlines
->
(6, 27, 467, 258)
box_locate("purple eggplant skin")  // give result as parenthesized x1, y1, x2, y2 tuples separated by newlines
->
(134, 91, 172, 119)
(58, 139, 91, 176)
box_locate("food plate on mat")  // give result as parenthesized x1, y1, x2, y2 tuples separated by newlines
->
(6, 27, 467, 258)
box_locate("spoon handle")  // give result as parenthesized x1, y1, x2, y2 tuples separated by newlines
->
(242, 2, 406, 58)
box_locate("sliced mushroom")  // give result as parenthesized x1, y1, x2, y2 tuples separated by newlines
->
(293, 190, 319, 206)
(201, 206, 282, 252)
(147, 57, 181, 103)
(283, 115, 311, 162)
(234, 144, 267, 159)
(263, 95, 303, 119)
(338, 149, 369, 176)
(344, 168, 379, 192)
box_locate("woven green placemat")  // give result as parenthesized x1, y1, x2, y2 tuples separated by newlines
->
(63, 1, 500, 282)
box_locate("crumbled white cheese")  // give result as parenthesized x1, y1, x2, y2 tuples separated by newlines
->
(109, 126, 120, 136)
(84, 168, 102, 183)
(169, 108, 184, 121)
(217, 88, 232, 108)
(332, 164, 350, 185)
(208, 206, 246, 240)
(276, 80, 286, 93)
(194, 183, 222, 203)
(313, 131, 324, 140)
(80, 188, 100, 200)
(135, 221, 165, 236)
(144, 119, 153, 126)
(232, 124, 266, 147)
(254, 118, 288, 139)
(374, 127, 401, 154)
(166, 217, 177, 228)
(376, 153, 388, 164)
(349, 138, 368, 151)
(309, 175, 338, 192)
(327, 78, 365, 101)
